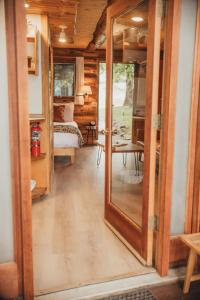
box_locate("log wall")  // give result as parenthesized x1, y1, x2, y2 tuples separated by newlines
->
(53, 48, 106, 144)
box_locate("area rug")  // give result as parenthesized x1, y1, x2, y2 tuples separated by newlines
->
(99, 288, 156, 300)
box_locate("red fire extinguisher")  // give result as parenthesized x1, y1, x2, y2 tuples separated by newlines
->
(31, 123, 41, 157)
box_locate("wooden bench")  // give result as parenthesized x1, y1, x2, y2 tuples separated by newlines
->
(180, 233, 200, 293)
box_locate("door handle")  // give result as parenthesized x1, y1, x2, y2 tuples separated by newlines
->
(101, 129, 118, 135)
(101, 129, 109, 136)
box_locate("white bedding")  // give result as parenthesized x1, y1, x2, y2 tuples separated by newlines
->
(54, 121, 79, 148)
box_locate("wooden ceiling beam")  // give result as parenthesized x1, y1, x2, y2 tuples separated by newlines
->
(87, 0, 115, 51)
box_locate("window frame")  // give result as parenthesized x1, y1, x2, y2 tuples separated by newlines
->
(53, 63, 76, 98)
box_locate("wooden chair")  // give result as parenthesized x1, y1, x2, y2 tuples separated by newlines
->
(180, 233, 200, 293)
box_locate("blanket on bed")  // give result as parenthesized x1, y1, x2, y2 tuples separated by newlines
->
(54, 124, 84, 147)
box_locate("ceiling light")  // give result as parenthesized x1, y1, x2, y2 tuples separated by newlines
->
(131, 16, 144, 22)
(124, 42, 130, 46)
(59, 25, 67, 43)
(24, 2, 30, 8)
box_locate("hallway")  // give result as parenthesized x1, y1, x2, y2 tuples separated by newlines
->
(32, 147, 154, 296)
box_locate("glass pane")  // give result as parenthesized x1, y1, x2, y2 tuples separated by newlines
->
(54, 63, 75, 97)
(111, 0, 148, 226)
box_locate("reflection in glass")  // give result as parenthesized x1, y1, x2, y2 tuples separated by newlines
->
(54, 63, 75, 97)
(111, 0, 148, 226)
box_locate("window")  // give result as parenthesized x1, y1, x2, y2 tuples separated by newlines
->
(54, 63, 75, 97)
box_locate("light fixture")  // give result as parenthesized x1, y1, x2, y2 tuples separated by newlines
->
(58, 25, 67, 43)
(82, 85, 92, 96)
(131, 16, 144, 22)
(24, 2, 30, 8)
(124, 41, 130, 46)
(80, 85, 92, 101)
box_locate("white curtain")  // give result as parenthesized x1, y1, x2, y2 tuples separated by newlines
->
(75, 57, 84, 105)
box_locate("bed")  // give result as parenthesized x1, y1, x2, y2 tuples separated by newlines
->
(53, 103, 84, 163)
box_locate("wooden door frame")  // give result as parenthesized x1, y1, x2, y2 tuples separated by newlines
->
(155, 0, 181, 275)
(5, 0, 34, 299)
(185, 0, 200, 234)
(3, 0, 183, 298)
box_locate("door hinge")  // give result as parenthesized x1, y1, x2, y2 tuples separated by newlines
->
(153, 114, 162, 130)
(149, 215, 159, 231)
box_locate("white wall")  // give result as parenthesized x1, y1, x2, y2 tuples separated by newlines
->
(27, 14, 43, 115)
(0, 0, 14, 262)
(170, 0, 197, 235)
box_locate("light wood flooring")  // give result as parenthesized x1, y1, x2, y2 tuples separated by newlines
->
(32, 147, 154, 296)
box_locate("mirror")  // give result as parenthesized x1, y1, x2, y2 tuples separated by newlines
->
(27, 14, 43, 117)
(110, 0, 148, 226)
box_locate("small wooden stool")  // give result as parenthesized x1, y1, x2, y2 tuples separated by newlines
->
(180, 233, 200, 293)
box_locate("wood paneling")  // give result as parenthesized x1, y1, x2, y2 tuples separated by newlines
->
(26, 0, 79, 47)
(0, 263, 19, 299)
(26, 0, 107, 49)
(75, 0, 107, 49)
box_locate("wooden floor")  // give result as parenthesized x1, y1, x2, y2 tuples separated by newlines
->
(32, 147, 154, 296)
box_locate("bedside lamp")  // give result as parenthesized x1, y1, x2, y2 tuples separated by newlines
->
(81, 85, 92, 100)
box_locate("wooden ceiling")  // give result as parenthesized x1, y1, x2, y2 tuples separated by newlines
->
(26, 0, 107, 48)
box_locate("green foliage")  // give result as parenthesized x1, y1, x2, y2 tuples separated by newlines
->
(99, 63, 134, 83)
(113, 63, 134, 82)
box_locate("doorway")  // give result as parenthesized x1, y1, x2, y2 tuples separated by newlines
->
(5, 0, 182, 298)
(33, 0, 165, 295)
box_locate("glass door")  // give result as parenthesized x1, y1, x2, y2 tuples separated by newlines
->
(105, 0, 162, 264)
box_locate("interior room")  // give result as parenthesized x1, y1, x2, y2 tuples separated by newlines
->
(26, 0, 163, 295)
(1, 0, 200, 299)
